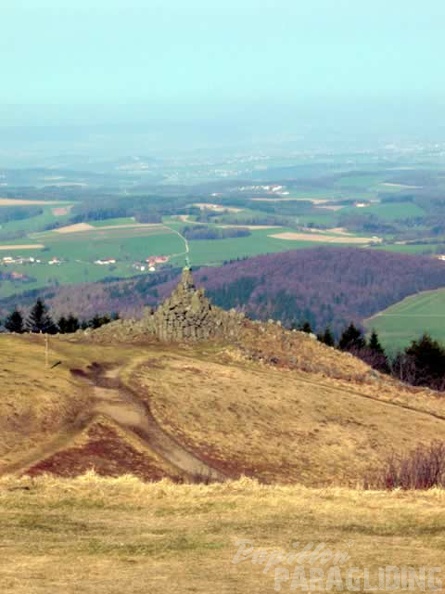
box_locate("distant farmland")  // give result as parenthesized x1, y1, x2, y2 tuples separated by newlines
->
(365, 288, 445, 351)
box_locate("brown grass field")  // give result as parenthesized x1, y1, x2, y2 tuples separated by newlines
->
(0, 244, 45, 250)
(0, 474, 443, 593)
(268, 232, 382, 244)
(1, 331, 444, 592)
(0, 198, 67, 206)
(53, 222, 164, 234)
(1, 331, 444, 485)
(37, 224, 172, 243)
(54, 222, 96, 233)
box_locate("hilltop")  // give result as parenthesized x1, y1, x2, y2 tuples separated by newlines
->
(1, 268, 444, 488)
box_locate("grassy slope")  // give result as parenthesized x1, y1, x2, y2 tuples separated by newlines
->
(0, 474, 443, 594)
(0, 334, 91, 468)
(366, 288, 445, 352)
(2, 330, 444, 487)
(0, 335, 144, 474)
(127, 348, 445, 486)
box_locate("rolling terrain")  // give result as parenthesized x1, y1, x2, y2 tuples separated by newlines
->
(9, 246, 443, 340)
(1, 152, 445, 303)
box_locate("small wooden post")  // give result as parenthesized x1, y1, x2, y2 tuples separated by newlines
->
(45, 333, 49, 368)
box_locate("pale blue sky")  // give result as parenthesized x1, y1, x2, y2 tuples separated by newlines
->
(1, 0, 444, 145)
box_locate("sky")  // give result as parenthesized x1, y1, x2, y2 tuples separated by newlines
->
(1, 0, 445, 150)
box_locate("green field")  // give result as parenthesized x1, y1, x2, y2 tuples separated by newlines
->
(0, 215, 384, 298)
(365, 288, 445, 352)
(0, 205, 73, 235)
(90, 217, 136, 227)
(0, 178, 442, 305)
(334, 173, 385, 189)
(0, 225, 188, 298)
(342, 202, 425, 221)
(374, 243, 445, 255)
(186, 228, 312, 266)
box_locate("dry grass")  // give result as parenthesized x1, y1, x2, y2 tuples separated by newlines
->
(0, 244, 45, 250)
(128, 349, 445, 486)
(3, 331, 444, 488)
(0, 199, 64, 206)
(54, 222, 95, 233)
(0, 474, 443, 593)
(268, 232, 381, 243)
(0, 335, 89, 471)
(0, 335, 146, 474)
(53, 222, 163, 234)
(2, 333, 445, 592)
(24, 416, 179, 481)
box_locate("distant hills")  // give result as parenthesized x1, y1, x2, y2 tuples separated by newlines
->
(189, 247, 445, 334)
(5, 246, 444, 339)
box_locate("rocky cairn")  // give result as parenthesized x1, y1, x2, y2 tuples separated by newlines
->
(141, 267, 245, 342)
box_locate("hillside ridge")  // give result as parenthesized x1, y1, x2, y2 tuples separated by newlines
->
(1, 270, 444, 486)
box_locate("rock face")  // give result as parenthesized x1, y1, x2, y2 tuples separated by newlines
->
(142, 267, 244, 342)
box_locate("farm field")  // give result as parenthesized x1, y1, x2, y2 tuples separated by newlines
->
(365, 288, 445, 351)
(341, 202, 426, 221)
(375, 243, 444, 255)
(0, 154, 444, 304)
(0, 205, 388, 299)
(0, 226, 187, 299)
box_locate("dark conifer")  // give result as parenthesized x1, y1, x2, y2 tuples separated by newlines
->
(368, 330, 385, 354)
(4, 308, 25, 333)
(338, 323, 366, 351)
(26, 298, 57, 334)
(318, 326, 335, 347)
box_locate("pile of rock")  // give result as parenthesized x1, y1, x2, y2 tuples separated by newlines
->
(141, 267, 245, 342)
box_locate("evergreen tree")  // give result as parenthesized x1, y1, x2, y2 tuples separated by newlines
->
(298, 320, 313, 334)
(66, 314, 80, 333)
(57, 316, 68, 334)
(363, 329, 390, 373)
(338, 322, 366, 351)
(4, 308, 25, 333)
(402, 334, 445, 390)
(26, 298, 57, 334)
(368, 330, 385, 354)
(57, 314, 80, 334)
(318, 326, 335, 347)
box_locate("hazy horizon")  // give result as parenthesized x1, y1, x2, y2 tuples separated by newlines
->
(2, 1, 445, 159)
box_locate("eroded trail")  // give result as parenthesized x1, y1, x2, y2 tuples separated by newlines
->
(3, 362, 226, 482)
(79, 363, 227, 482)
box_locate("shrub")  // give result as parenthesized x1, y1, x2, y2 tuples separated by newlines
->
(367, 441, 445, 490)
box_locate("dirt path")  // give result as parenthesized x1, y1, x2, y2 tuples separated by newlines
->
(4, 362, 226, 482)
(88, 364, 226, 482)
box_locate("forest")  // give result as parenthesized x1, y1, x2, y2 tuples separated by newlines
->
(176, 247, 445, 335)
(2, 246, 444, 340)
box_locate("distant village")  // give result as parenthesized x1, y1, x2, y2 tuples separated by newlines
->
(0, 254, 171, 279)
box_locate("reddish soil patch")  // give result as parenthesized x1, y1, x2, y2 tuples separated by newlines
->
(25, 423, 176, 481)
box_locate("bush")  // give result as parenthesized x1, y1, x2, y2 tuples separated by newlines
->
(367, 441, 445, 490)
